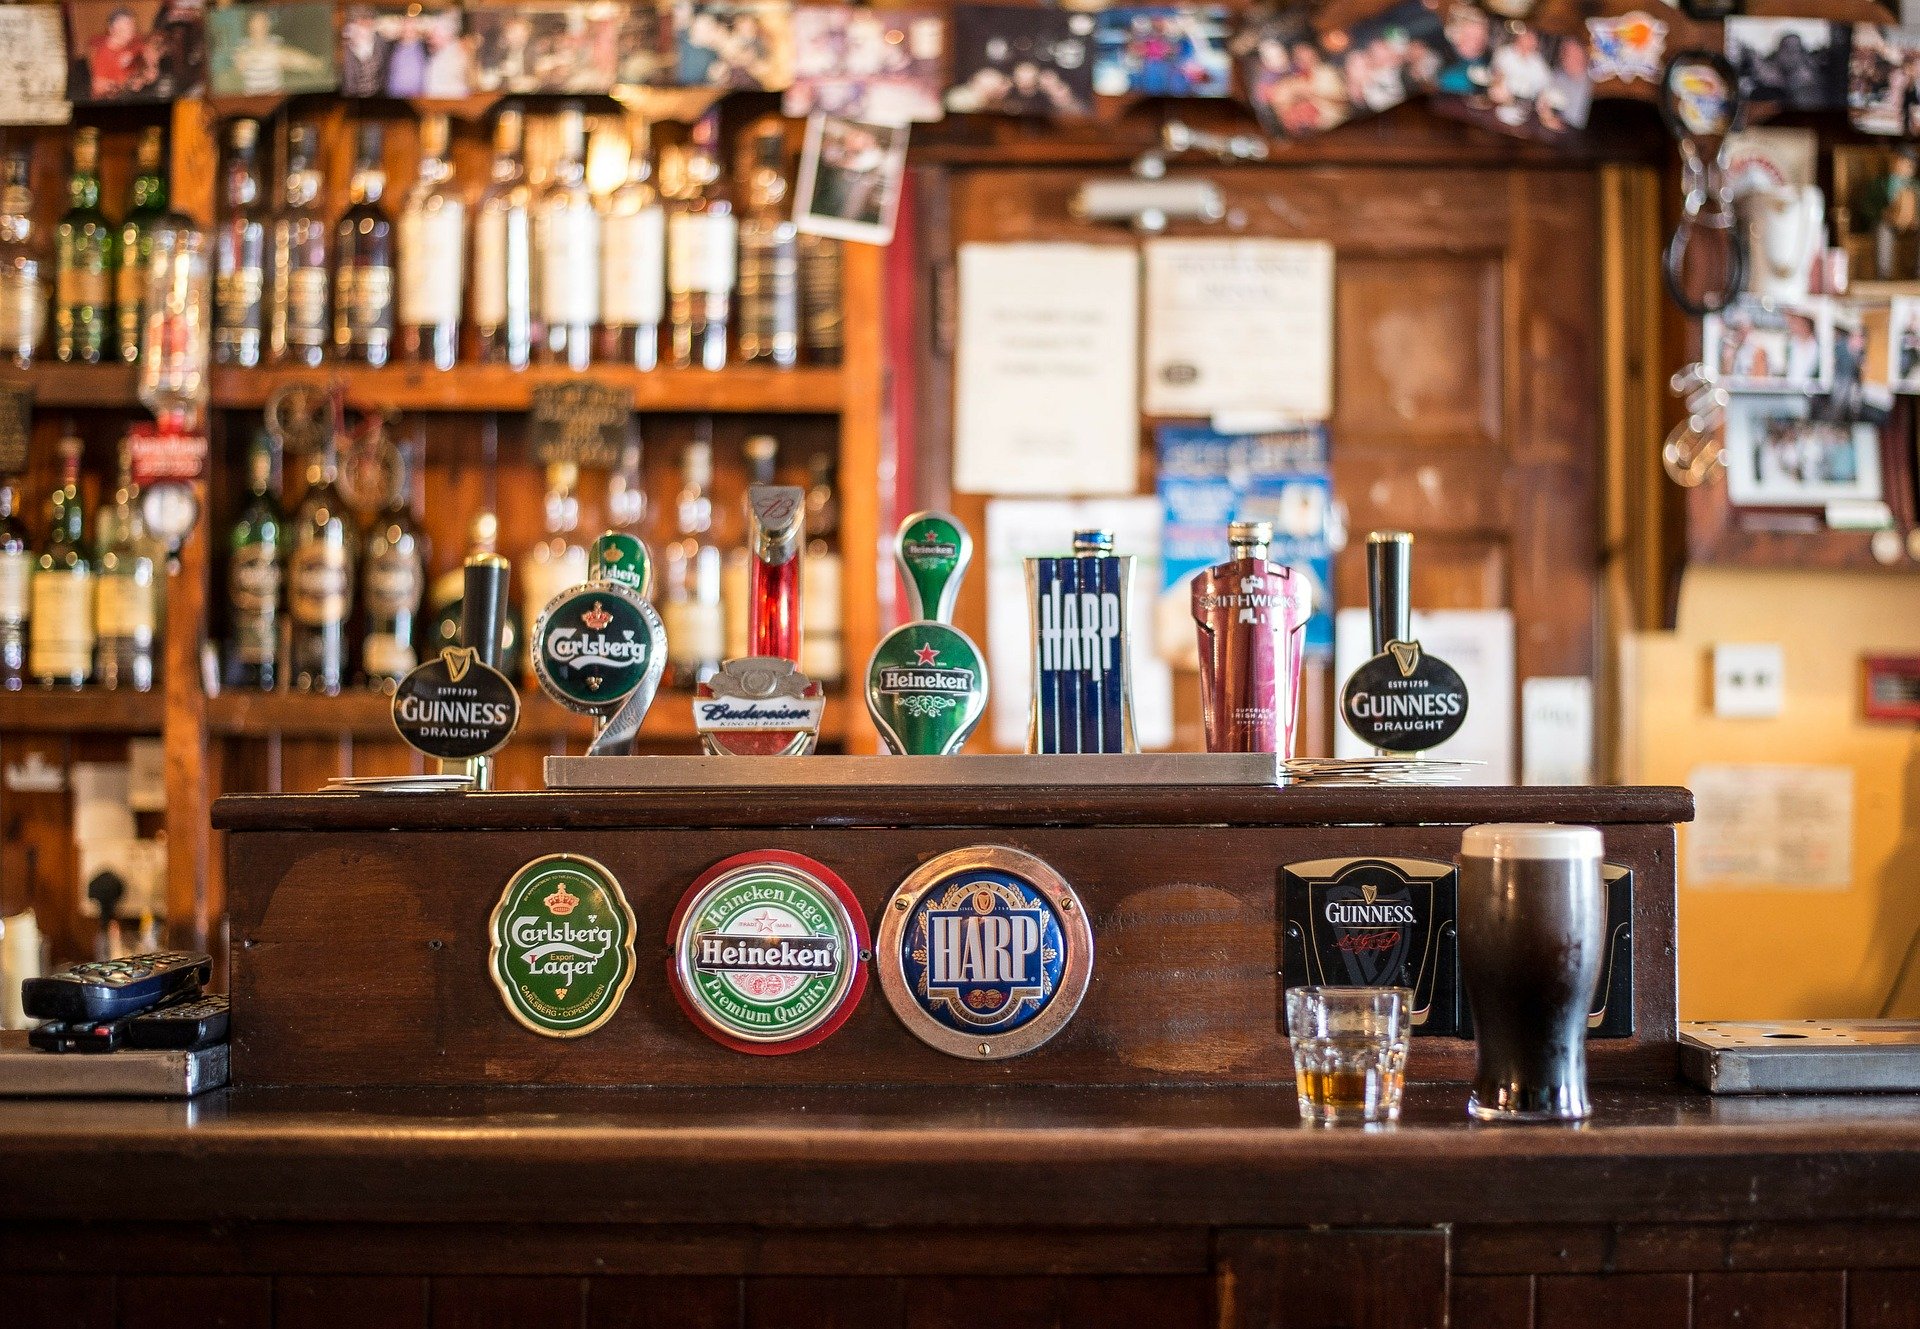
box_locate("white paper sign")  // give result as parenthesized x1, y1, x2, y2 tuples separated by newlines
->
(1687, 763, 1853, 890)
(984, 497, 1173, 752)
(1522, 676, 1594, 786)
(0, 7, 71, 126)
(1334, 608, 1514, 783)
(1144, 238, 1333, 421)
(955, 243, 1139, 496)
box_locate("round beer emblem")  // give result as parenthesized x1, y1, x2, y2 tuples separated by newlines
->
(877, 846, 1093, 1060)
(668, 851, 868, 1055)
(488, 854, 636, 1038)
(531, 581, 666, 716)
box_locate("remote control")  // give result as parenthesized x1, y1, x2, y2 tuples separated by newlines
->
(21, 952, 211, 1024)
(128, 994, 230, 1052)
(29, 1017, 130, 1054)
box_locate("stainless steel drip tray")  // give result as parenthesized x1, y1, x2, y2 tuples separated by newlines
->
(1681, 1020, 1920, 1094)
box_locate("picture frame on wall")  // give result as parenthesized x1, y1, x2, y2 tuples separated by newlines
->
(1723, 392, 1887, 508)
(793, 112, 909, 245)
(1703, 296, 1834, 393)
(66, 0, 205, 104)
(206, 1, 336, 96)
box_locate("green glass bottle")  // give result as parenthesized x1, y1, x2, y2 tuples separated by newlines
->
(359, 442, 425, 691)
(115, 126, 167, 364)
(0, 474, 31, 689)
(289, 430, 358, 693)
(55, 127, 114, 364)
(226, 432, 284, 690)
(29, 433, 92, 687)
(93, 437, 156, 692)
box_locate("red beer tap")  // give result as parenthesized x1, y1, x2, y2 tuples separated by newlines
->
(747, 484, 806, 663)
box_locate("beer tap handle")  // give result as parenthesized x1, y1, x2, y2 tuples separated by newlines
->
(461, 553, 511, 672)
(895, 511, 972, 625)
(1367, 531, 1412, 653)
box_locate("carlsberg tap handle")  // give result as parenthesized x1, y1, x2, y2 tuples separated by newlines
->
(1367, 530, 1412, 655)
(895, 511, 971, 625)
(461, 553, 512, 671)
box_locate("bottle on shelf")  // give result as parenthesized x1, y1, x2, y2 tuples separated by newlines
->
(289, 429, 358, 693)
(213, 118, 267, 369)
(55, 126, 115, 365)
(334, 122, 395, 368)
(799, 233, 843, 367)
(537, 103, 601, 371)
(723, 433, 777, 661)
(93, 437, 156, 692)
(225, 431, 284, 691)
(601, 113, 665, 371)
(737, 117, 798, 369)
(0, 473, 29, 689)
(0, 147, 46, 370)
(665, 111, 737, 372)
(115, 126, 168, 365)
(270, 122, 330, 368)
(30, 433, 92, 688)
(518, 460, 589, 636)
(472, 106, 535, 369)
(663, 424, 723, 688)
(800, 450, 842, 684)
(361, 440, 426, 691)
(429, 509, 524, 677)
(399, 112, 466, 372)
(606, 428, 648, 544)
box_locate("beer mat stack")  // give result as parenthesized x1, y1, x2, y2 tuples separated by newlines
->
(1280, 757, 1480, 786)
(321, 773, 476, 794)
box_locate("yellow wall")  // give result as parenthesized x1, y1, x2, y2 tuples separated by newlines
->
(1622, 567, 1920, 1021)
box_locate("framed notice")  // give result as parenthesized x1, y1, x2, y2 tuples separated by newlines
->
(1144, 237, 1333, 421)
(954, 243, 1139, 496)
(1, 6, 72, 124)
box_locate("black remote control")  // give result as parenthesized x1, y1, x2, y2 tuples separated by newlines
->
(128, 994, 230, 1052)
(29, 1017, 130, 1054)
(21, 952, 211, 1023)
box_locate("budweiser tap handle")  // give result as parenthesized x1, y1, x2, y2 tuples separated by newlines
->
(1367, 531, 1412, 653)
(461, 553, 512, 671)
(747, 485, 806, 663)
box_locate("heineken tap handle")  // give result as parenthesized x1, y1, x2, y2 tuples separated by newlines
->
(896, 511, 972, 624)
(1367, 530, 1412, 653)
(461, 553, 512, 670)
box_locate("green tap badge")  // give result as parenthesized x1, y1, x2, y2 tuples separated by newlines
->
(868, 513, 987, 754)
(531, 551, 666, 754)
(895, 510, 970, 624)
(489, 853, 637, 1038)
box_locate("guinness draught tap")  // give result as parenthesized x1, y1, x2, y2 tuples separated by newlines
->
(1339, 531, 1468, 755)
(1191, 520, 1313, 755)
(390, 552, 522, 790)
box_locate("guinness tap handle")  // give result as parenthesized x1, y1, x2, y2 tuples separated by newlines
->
(1367, 531, 1412, 653)
(461, 553, 512, 671)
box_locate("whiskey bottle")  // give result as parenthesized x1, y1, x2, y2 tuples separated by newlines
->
(333, 123, 395, 367)
(289, 430, 358, 693)
(663, 428, 723, 688)
(360, 441, 426, 690)
(601, 114, 665, 371)
(736, 117, 798, 368)
(115, 126, 168, 364)
(0, 474, 29, 688)
(723, 433, 776, 661)
(270, 122, 330, 367)
(606, 429, 648, 537)
(0, 148, 46, 369)
(472, 106, 534, 368)
(212, 118, 266, 368)
(225, 432, 283, 690)
(518, 460, 589, 635)
(800, 451, 843, 684)
(93, 438, 156, 692)
(537, 104, 601, 370)
(399, 112, 466, 370)
(665, 112, 737, 372)
(29, 433, 92, 687)
(55, 127, 114, 365)
(799, 234, 843, 366)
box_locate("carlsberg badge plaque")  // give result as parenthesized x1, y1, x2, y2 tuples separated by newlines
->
(877, 845, 1093, 1059)
(489, 854, 637, 1038)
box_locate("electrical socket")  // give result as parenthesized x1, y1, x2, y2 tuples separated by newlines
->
(1713, 643, 1786, 719)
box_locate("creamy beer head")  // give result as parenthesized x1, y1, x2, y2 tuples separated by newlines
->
(1460, 824, 1603, 862)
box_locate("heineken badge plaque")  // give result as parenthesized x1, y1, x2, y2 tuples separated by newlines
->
(865, 622, 988, 756)
(1340, 639, 1469, 753)
(489, 854, 637, 1038)
(1281, 856, 1460, 1036)
(896, 510, 970, 624)
(532, 581, 666, 754)
(694, 656, 825, 756)
(877, 845, 1093, 1060)
(391, 646, 520, 761)
(668, 850, 869, 1054)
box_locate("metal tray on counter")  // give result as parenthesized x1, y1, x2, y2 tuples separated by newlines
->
(546, 752, 1292, 789)
(1681, 1020, 1920, 1094)
(0, 1031, 228, 1098)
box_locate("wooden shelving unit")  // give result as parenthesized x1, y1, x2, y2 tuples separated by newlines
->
(0, 687, 165, 733)
(208, 363, 847, 414)
(0, 363, 143, 410)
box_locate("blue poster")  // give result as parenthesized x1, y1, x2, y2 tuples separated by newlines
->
(1157, 423, 1335, 657)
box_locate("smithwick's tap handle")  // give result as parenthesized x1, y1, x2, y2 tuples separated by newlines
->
(461, 553, 512, 671)
(895, 511, 972, 625)
(1367, 531, 1412, 653)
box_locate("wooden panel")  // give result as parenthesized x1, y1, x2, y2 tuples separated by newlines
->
(1451, 1275, 1532, 1329)
(274, 1277, 428, 1329)
(745, 1278, 905, 1329)
(903, 1277, 1062, 1329)
(428, 1276, 586, 1329)
(0, 1274, 115, 1328)
(1061, 1277, 1208, 1329)
(1215, 1228, 1448, 1329)
(1535, 1274, 1689, 1328)
(116, 1275, 271, 1329)
(1850, 1270, 1920, 1328)
(1694, 1272, 1845, 1329)
(586, 1277, 742, 1329)
(1333, 256, 1500, 449)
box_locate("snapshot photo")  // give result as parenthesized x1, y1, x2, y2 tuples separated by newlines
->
(674, 0, 794, 91)
(1237, 0, 1451, 138)
(1849, 23, 1920, 137)
(1431, 16, 1590, 143)
(1091, 6, 1232, 99)
(1704, 297, 1833, 393)
(1815, 301, 1892, 425)
(467, 4, 626, 93)
(339, 4, 469, 98)
(206, 1, 335, 96)
(1723, 393, 1885, 508)
(67, 0, 205, 103)
(785, 6, 945, 124)
(1885, 296, 1920, 392)
(945, 4, 1095, 117)
(1727, 17, 1849, 112)
(793, 113, 909, 245)
(1585, 11, 1665, 87)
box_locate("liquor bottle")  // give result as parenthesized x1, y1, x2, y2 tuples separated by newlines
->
(93, 438, 156, 692)
(663, 429, 723, 688)
(800, 451, 842, 684)
(606, 430, 647, 538)
(0, 474, 29, 688)
(212, 118, 266, 368)
(429, 509, 524, 677)
(360, 442, 426, 690)
(29, 433, 91, 687)
(536, 104, 600, 370)
(472, 106, 534, 368)
(399, 112, 466, 371)
(270, 122, 330, 367)
(289, 431, 358, 693)
(55, 127, 114, 365)
(0, 148, 46, 369)
(1191, 520, 1314, 756)
(722, 434, 776, 661)
(665, 112, 737, 372)
(601, 115, 664, 371)
(736, 117, 798, 368)
(225, 432, 283, 690)
(333, 123, 395, 367)
(519, 460, 589, 631)
(799, 234, 843, 366)
(115, 126, 168, 364)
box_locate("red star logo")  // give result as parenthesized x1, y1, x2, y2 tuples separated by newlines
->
(914, 644, 940, 666)
(746, 911, 782, 935)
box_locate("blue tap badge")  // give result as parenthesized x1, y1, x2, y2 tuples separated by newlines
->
(1026, 530, 1137, 754)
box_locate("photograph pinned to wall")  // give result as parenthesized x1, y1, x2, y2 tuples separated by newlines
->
(1431, 17, 1590, 143)
(1885, 296, 1920, 392)
(67, 0, 204, 103)
(1585, 10, 1666, 86)
(339, 4, 469, 98)
(1722, 393, 1885, 508)
(674, 0, 794, 90)
(945, 4, 1095, 117)
(1820, 301, 1891, 425)
(206, 1, 335, 96)
(1849, 24, 1920, 136)
(1726, 17, 1849, 112)
(785, 6, 945, 123)
(1235, 0, 1451, 138)
(467, 4, 621, 94)
(611, 2, 671, 87)
(1703, 296, 1832, 392)
(793, 113, 908, 245)
(1091, 6, 1232, 99)
(2, 5, 72, 123)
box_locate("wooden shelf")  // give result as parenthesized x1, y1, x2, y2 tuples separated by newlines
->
(0, 363, 143, 410)
(0, 686, 164, 733)
(208, 364, 846, 415)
